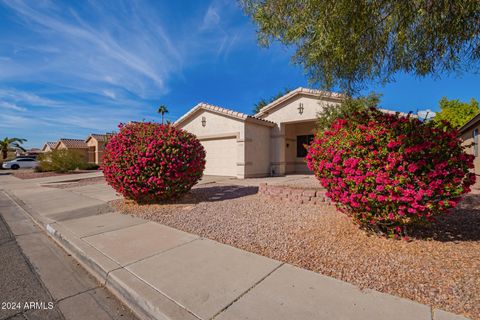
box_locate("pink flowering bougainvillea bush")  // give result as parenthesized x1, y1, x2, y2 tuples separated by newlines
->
(306, 108, 476, 238)
(102, 122, 206, 203)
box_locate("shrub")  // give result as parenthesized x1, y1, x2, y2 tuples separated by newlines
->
(306, 108, 475, 238)
(80, 163, 100, 170)
(37, 149, 87, 173)
(102, 122, 206, 203)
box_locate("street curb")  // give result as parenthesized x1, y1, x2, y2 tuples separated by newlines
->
(2, 190, 198, 320)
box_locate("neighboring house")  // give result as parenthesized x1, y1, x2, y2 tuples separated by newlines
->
(175, 87, 344, 178)
(43, 134, 113, 165)
(54, 138, 89, 161)
(85, 133, 112, 164)
(41, 141, 57, 152)
(459, 114, 480, 174)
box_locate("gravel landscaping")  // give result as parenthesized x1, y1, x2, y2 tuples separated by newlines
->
(110, 184, 480, 319)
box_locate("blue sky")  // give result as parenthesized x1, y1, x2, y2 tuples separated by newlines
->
(0, 0, 479, 148)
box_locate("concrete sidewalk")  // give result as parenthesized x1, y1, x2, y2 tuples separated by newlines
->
(0, 175, 470, 320)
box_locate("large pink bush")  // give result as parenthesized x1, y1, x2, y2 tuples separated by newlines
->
(102, 122, 206, 203)
(306, 109, 475, 237)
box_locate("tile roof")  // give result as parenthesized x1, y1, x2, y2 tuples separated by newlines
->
(175, 102, 276, 127)
(45, 141, 57, 148)
(87, 133, 113, 142)
(255, 87, 346, 117)
(58, 138, 88, 149)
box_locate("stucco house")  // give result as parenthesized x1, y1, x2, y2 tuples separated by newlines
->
(175, 87, 344, 179)
(54, 138, 89, 161)
(85, 133, 112, 164)
(459, 113, 480, 174)
(42, 134, 112, 165)
(41, 141, 57, 152)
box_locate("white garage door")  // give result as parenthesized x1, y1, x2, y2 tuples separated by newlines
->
(201, 138, 237, 176)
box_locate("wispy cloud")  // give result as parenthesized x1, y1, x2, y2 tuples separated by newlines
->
(201, 6, 221, 30)
(1, 0, 184, 98)
(0, 0, 264, 147)
(0, 101, 26, 112)
(0, 88, 59, 107)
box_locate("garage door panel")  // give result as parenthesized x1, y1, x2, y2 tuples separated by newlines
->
(201, 138, 237, 176)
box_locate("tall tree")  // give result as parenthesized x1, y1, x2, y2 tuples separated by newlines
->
(253, 88, 292, 114)
(1, 137, 27, 160)
(433, 97, 479, 129)
(242, 0, 480, 93)
(157, 105, 169, 124)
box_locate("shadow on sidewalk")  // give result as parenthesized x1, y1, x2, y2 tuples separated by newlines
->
(121, 185, 259, 206)
(178, 185, 259, 204)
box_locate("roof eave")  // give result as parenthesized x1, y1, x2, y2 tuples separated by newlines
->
(245, 116, 276, 127)
(459, 113, 480, 134)
(254, 87, 346, 118)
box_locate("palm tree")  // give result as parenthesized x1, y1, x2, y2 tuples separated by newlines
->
(1, 137, 27, 160)
(157, 105, 169, 124)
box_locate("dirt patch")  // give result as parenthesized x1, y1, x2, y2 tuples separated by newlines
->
(110, 185, 480, 319)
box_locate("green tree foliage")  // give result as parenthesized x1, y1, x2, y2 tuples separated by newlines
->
(37, 149, 87, 173)
(316, 93, 381, 131)
(242, 0, 480, 93)
(433, 97, 479, 129)
(253, 88, 292, 114)
(1, 137, 27, 160)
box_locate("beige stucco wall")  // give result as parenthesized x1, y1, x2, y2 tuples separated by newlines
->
(259, 94, 340, 124)
(56, 142, 88, 161)
(177, 109, 247, 178)
(86, 138, 106, 164)
(244, 122, 271, 177)
(461, 126, 480, 174)
(86, 139, 97, 164)
(260, 95, 339, 176)
(284, 121, 316, 174)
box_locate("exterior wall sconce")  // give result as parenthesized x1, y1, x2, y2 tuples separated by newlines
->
(298, 102, 304, 115)
(201, 116, 206, 127)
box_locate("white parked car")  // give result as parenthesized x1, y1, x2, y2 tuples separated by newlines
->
(2, 158, 38, 170)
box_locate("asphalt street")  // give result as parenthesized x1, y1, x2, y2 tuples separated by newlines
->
(0, 192, 138, 320)
(0, 213, 62, 320)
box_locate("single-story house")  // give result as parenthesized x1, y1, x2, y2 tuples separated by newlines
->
(54, 138, 89, 161)
(42, 133, 113, 165)
(459, 113, 480, 174)
(41, 141, 57, 152)
(174, 87, 344, 179)
(85, 133, 112, 164)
